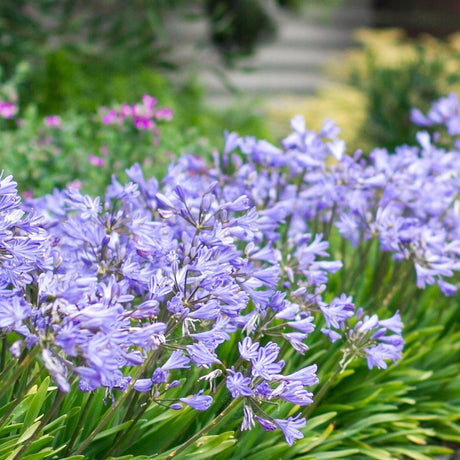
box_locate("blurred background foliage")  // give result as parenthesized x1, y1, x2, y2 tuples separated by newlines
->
(0, 0, 295, 146)
(0, 0, 305, 114)
(267, 28, 460, 152)
(3, 1, 460, 179)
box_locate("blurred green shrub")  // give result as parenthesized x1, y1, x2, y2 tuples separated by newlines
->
(0, 0, 313, 112)
(346, 29, 460, 150)
(267, 29, 460, 152)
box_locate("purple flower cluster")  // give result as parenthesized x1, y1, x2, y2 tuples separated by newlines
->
(411, 92, 460, 145)
(230, 337, 318, 444)
(323, 301, 404, 370)
(6, 99, 441, 444)
(0, 174, 50, 357)
(99, 94, 172, 131)
(217, 105, 460, 295)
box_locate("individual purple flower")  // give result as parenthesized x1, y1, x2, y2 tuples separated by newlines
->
(241, 405, 256, 431)
(0, 296, 31, 331)
(187, 342, 222, 367)
(327, 139, 346, 161)
(251, 342, 285, 380)
(190, 329, 229, 350)
(320, 294, 355, 329)
(133, 378, 153, 393)
(170, 403, 183, 410)
(275, 303, 300, 321)
(275, 415, 306, 446)
(152, 368, 169, 384)
(378, 310, 402, 334)
(180, 390, 213, 411)
(88, 154, 105, 167)
(142, 94, 157, 110)
(378, 334, 405, 349)
(364, 343, 402, 370)
(101, 109, 118, 124)
(282, 332, 310, 355)
(272, 381, 313, 406)
(438, 279, 457, 296)
(255, 416, 277, 432)
(162, 350, 191, 370)
(358, 314, 379, 333)
(283, 364, 318, 386)
(155, 107, 173, 121)
(226, 369, 252, 398)
(238, 336, 260, 361)
(287, 316, 315, 334)
(10, 340, 23, 358)
(41, 349, 71, 393)
(167, 293, 185, 314)
(321, 328, 342, 343)
(410, 108, 431, 126)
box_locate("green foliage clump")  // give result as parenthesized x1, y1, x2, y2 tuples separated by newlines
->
(268, 29, 460, 152)
(346, 29, 460, 150)
(0, 64, 269, 197)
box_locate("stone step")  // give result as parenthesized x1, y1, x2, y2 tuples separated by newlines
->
(170, 43, 342, 70)
(165, 16, 356, 49)
(305, 3, 374, 27)
(198, 68, 330, 94)
(163, 0, 373, 106)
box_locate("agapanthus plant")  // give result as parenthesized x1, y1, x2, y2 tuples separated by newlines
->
(3, 93, 460, 459)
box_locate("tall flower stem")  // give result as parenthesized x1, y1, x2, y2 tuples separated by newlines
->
(0, 335, 7, 373)
(281, 168, 306, 244)
(324, 204, 337, 241)
(344, 239, 374, 293)
(65, 392, 95, 456)
(163, 397, 241, 459)
(122, 386, 142, 422)
(102, 394, 150, 459)
(302, 366, 340, 419)
(303, 352, 351, 419)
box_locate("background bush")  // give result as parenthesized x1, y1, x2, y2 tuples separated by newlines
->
(267, 28, 460, 152)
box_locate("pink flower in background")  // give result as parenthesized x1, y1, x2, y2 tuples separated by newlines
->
(101, 109, 118, 125)
(133, 117, 155, 131)
(22, 190, 34, 199)
(99, 144, 109, 156)
(67, 180, 82, 189)
(142, 94, 157, 111)
(133, 103, 153, 119)
(44, 115, 62, 127)
(88, 154, 104, 167)
(155, 107, 173, 121)
(0, 101, 18, 119)
(120, 104, 132, 119)
(97, 95, 172, 132)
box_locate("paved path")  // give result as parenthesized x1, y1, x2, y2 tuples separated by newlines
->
(164, 0, 373, 107)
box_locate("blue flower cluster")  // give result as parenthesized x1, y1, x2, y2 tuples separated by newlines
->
(0, 173, 49, 338)
(17, 93, 460, 443)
